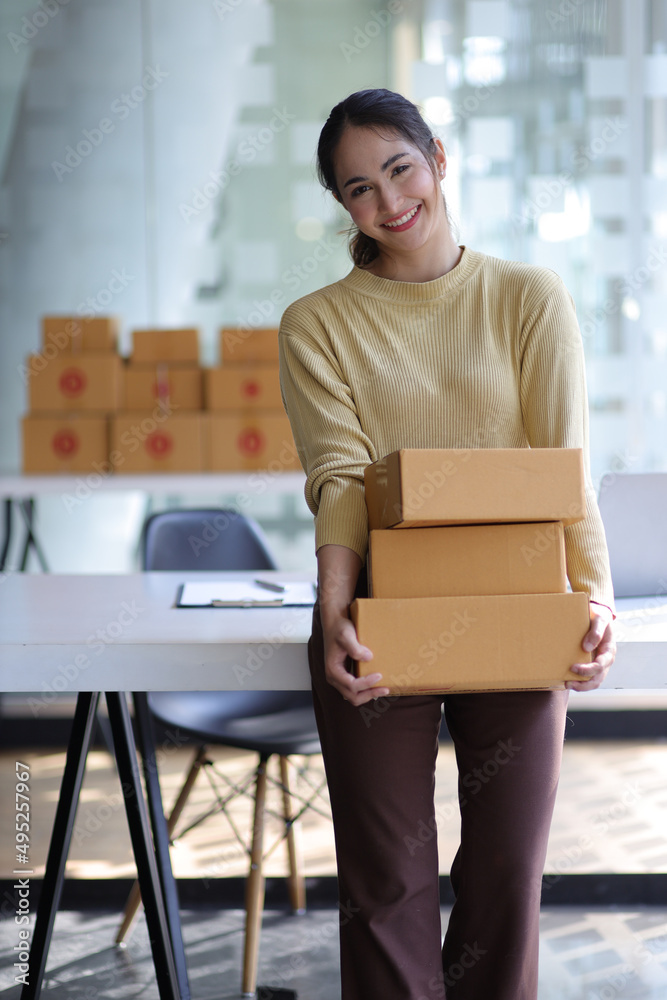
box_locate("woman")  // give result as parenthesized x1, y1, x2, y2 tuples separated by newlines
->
(278, 88, 616, 1000)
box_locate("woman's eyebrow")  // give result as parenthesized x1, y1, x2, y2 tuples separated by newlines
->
(342, 151, 411, 189)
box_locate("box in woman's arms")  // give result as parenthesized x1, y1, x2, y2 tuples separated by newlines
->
(350, 592, 591, 694)
(364, 448, 585, 529)
(368, 521, 567, 598)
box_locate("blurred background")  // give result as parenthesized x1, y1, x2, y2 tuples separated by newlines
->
(0, 0, 666, 573)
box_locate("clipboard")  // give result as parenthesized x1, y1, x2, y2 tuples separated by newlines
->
(176, 580, 316, 608)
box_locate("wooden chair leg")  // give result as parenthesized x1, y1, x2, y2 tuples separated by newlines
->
(242, 754, 269, 997)
(115, 745, 208, 945)
(280, 756, 306, 915)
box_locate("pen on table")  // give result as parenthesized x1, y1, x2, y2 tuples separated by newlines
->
(254, 578, 286, 593)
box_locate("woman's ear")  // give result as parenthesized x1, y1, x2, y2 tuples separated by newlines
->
(431, 137, 447, 178)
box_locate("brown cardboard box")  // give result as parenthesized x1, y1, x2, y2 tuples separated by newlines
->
(364, 448, 586, 529)
(220, 327, 279, 364)
(22, 415, 109, 473)
(351, 592, 591, 695)
(41, 316, 119, 354)
(131, 328, 200, 364)
(369, 522, 567, 598)
(110, 411, 205, 472)
(27, 355, 122, 412)
(122, 364, 203, 410)
(205, 365, 283, 410)
(207, 413, 301, 471)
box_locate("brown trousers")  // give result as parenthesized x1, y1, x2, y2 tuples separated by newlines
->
(308, 589, 569, 1000)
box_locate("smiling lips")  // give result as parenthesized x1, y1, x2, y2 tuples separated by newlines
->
(381, 204, 421, 231)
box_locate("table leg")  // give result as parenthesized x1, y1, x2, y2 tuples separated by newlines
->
(132, 691, 191, 1000)
(105, 692, 180, 1000)
(18, 499, 49, 573)
(21, 691, 100, 1000)
(0, 498, 12, 572)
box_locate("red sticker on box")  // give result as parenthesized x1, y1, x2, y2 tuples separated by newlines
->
(238, 428, 264, 455)
(241, 379, 260, 398)
(52, 429, 79, 457)
(145, 431, 173, 458)
(59, 367, 87, 397)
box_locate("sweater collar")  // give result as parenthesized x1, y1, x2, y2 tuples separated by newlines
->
(340, 245, 483, 303)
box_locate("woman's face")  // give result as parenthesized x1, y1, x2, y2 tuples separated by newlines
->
(332, 125, 448, 259)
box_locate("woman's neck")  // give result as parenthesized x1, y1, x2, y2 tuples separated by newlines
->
(363, 233, 463, 283)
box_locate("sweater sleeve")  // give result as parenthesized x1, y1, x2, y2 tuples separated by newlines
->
(519, 276, 615, 613)
(279, 302, 376, 559)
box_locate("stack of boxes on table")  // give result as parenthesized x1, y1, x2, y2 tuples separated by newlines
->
(353, 447, 592, 694)
(21, 318, 300, 473)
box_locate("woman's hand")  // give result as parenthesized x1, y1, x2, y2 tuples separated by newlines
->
(323, 614, 389, 706)
(566, 604, 616, 692)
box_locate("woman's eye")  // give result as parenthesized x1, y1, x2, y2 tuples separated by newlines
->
(392, 164, 410, 176)
(351, 185, 370, 197)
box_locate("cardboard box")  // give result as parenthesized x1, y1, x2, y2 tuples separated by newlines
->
(111, 412, 205, 472)
(205, 365, 283, 410)
(207, 413, 301, 471)
(22, 415, 109, 473)
(131, 328, 200, 364)
(220, 327, 279, 364)
(122, 364, 203, 410)
(351, 592, 591, 695)
(369, 521, 567, 598)
(41, 316, 119, 354)
(365, 448, 585, 529)
(27, 355, 122, 412)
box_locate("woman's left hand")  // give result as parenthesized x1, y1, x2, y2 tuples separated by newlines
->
(566, 604, 617, 692)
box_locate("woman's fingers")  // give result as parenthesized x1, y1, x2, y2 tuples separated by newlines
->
(566, 619, 617, 691)
(324, 619, 390, 706)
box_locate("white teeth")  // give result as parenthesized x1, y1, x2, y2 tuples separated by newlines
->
(383, 206, 419, 228)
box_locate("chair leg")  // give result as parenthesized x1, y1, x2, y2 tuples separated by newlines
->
(280, 756, 306, 915)
(116, 745, 208, 945)
(242, 754, 269, 997)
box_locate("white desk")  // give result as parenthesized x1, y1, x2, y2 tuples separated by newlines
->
(2, 574, 666, 1000)
(1, 573, 666, 690)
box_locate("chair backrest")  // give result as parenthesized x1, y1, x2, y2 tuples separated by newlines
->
(141, 508, 278, 572)
(597, 472, 667, 598)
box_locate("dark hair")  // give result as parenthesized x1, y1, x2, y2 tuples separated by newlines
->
(317, 88, 441, 268)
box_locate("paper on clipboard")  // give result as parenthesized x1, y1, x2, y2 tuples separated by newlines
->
(177, 580, 316, 608)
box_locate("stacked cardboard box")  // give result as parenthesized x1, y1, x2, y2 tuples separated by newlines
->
(22, 316, 121, 473)
(205, 328, 300, 471)
(352, 448, 592, 694)
(111, 328, 205, 472)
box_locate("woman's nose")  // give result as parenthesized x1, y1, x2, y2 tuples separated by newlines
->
(376, 183, 401, 215)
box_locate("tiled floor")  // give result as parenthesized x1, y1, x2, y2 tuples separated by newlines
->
(1, 906, 667, 998)
(2, 740, 667, 881)
(2, 740, 667, 996)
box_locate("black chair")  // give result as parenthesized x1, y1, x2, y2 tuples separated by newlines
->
(116, 509, 324, 997)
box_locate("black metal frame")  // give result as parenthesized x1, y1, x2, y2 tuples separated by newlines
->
(21, 691, 190, 1000)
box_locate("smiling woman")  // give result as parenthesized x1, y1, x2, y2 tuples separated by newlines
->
(278, 88, 616, 1000)
(315, 89, 459, 280)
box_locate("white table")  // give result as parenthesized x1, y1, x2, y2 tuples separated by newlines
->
(2, 573, 666, 1000)
(1, 573, 666, 690)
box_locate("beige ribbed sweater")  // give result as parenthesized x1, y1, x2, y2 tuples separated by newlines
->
(278, 245, 615, 611)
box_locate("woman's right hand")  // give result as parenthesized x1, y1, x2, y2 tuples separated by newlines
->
(323, 614, 389, 706)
